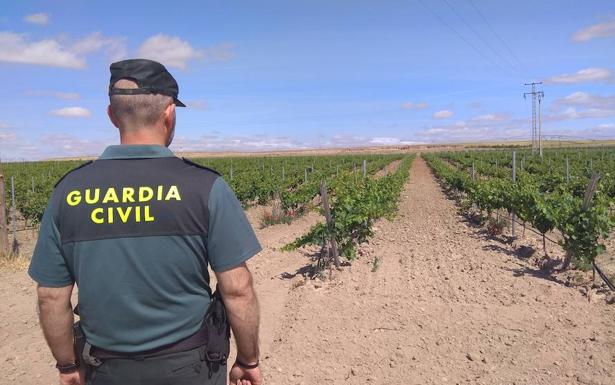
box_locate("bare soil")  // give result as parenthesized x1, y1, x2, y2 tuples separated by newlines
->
(1, 156, 614, 385)
(0, 197, 326, 384)
(596, 237, 615, 285)
(263, 156, 615, 385)
(373, 159, 401, 179)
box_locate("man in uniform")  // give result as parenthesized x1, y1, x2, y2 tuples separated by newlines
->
(28, 59, 263, 385)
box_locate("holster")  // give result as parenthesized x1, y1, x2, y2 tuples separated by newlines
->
(202, 288, 231, 363)
(73, 321, 103, 367)
(72, 321, 85, 364)
(71, 287, 229, 368)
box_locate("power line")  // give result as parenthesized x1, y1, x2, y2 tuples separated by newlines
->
(466, 0, 526, 70)
(416, 0, 514, 78)
(441, 0, 522, 78)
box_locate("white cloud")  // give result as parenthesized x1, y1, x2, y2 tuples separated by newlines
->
(322, 135, 422, 148)
(0, 122, 16, 143)
(414, 113, 539, 143)
(235, 137, 298, 149)
(137, 34, 233, 69)
(401, 101, 428, 110)
(40, 134, 109, 157)
(0, 133, 113, 160)
(24, 13, 50, 26)
(321, 134, 369, 148)
(0, 31, 126, 69)
(26, 90, 80, 100)
(369, 137, 422, 145)
(370, 137, 400, 145)
(171, 134, 305, 152)
(433, 110, 454, 119)
(423, 121, 471, 135)
(418, 123, 508, 142)
(50, 107, 91, 118)
(555, 91, 592, 105)
(547, 107, 615, 121)
(137, 35, 201, 69)
(0, 131, 16, 141)
(542, 124, 615, 140)
(548, 91, 615, 121)
(471, 113, 510, 122)
(171, 133, 423, 153)
(552, 91, 615, 109)
(592, 123, 615, 134)
(572, 18, 615, 42)
(186, 100, 207, 110)
(71, 32, 126, 61)
(544, 67, 613, 84)
(0, 31, 85, 68)
(4, 131, 426, 159)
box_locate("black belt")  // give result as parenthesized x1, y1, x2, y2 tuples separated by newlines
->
(91, 321, 209, 360)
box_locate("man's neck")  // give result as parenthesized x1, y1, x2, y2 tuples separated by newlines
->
(119, 127, 166, 146)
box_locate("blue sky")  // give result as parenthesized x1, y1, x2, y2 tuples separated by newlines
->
(0, 0, 614, 160)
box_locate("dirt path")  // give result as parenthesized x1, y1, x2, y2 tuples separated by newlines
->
(236, 208, 323, 357)
(0, 202, 323, 385)
(262, 156, 615, 385)
(2, 156, 614, 384)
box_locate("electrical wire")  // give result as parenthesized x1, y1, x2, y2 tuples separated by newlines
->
(466, 0, 526, 70)
(416, 0, 515, 79)
(441, 0, 522, 78)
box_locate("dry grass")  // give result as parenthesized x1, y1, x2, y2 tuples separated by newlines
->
(259, 207, 293, 227)
(0, 253, 30, 271)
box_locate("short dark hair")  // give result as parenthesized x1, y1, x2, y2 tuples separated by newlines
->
(109, 79, 173, 128)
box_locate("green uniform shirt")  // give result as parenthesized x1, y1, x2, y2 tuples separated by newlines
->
(28, 145, 261, 352)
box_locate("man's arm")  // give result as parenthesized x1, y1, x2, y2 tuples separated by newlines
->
(216, 262, 262, 385)
(36, 284, 76, 365)
(207, 177, 262, 384)
(215, 262, 260, 364)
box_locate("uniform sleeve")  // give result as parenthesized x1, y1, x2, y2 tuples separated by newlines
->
(28, 195, 74, 287)
(207, 177, 262, 272)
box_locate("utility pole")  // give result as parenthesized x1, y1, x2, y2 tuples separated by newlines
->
(524, 82, 544, 156)
(538, 93, 544, 157)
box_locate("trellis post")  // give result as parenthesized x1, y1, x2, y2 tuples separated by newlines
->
(10, 176, 18, 255)
(511, 151, 516, 238)
(320, 181, 340, 269)
(0, 169, 9, 257)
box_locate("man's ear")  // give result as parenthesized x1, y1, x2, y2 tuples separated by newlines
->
(107, 105, 121, 128)
(163, 103, 176, 130)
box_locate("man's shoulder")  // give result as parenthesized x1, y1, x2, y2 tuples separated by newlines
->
(180, 157, 221, 176)
(54, 160, 95, 188)
(53, 157, 223, 196)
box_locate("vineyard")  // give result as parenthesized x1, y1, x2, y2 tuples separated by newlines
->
(424, 147, 615, 272)
(3, 148, 614, 276)
(2, 148, 615, 385)
(284, 155, 414, 262)
(1, 153, 402, 227)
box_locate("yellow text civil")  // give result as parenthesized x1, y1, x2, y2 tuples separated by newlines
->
(90, 205, 155, 224)
(65, 185, 182, 224)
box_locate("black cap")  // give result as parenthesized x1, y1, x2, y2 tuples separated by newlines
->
(108, 59, 186, 107)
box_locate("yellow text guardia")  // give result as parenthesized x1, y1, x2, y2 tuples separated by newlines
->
(65, 185, 182, 224)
